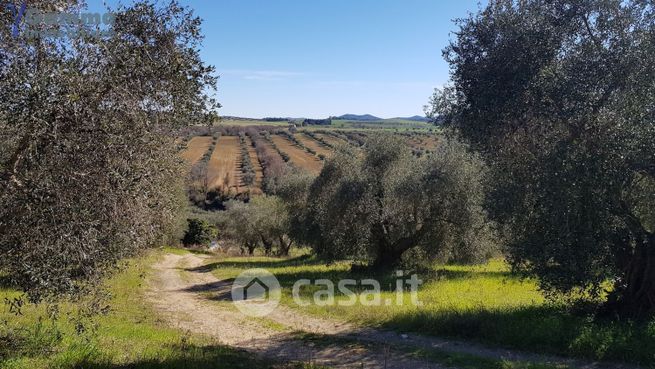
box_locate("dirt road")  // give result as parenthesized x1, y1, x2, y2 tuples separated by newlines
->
(146, 252, 636, 369)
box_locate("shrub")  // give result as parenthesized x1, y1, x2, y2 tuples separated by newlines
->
(182, 219, 218, 247)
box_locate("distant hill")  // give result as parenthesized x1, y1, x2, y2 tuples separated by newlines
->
(336, 114, 382, 121)
(335, 114, 430, 123)
(394, 115, 430, 122)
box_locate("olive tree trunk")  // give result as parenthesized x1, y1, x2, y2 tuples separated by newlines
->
(608, 233, 655, 318)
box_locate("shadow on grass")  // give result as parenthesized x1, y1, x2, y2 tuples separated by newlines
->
(187, 254, 321, 272)
(56, 342, 303, 369)
(195, 256, 512, 294)
(380, 304, 655, 366)
(432, 268, 512, 280)
(64, 337, 345, 369)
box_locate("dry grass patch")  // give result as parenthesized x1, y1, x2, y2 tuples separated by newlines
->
(295, 134, 332, 157)
(314, 133, 349, 147)
(207, 136, 241, 196)
(181, 136, 214, 166)
(271, 135, 322, 174)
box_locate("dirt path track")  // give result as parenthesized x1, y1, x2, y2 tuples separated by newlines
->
(147, 253, 637, 369)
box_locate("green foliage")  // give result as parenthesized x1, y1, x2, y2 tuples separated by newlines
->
(0, 318, 62, 361)
(436, 0, 655, 317)
(218, 197, 292, 255)
(0, 1, 216, 302)
(300, 134, 496, 268)
(182, 219, 218, 247)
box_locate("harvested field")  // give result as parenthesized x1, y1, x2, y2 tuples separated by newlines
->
(295, 133, 332, 157)
(180, 136, 213, 166)
(207, 135, 241, 196)
(243, 135, 263, 195)
(271, 135, 322, 174)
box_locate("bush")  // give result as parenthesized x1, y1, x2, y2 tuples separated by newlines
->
(182, 219, 218, 247)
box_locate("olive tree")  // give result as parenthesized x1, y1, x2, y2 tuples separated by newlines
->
(302, 134, 495, 269)
(221, 197, 293, 256)
(219, 200, 261, 255)
(0, 1, 218, 302)
(434, 0, 655, 317)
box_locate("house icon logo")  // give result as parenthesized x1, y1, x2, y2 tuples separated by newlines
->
(231, 268, 281, 317)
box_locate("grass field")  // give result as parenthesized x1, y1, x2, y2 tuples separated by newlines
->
(208, 255, 655, 366)
(181, 136, 214, 166)
(270, 135, 322, 174)
(0, 252, 302, 369)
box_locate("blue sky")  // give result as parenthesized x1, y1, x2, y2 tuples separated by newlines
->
(88, 1, 485, 118)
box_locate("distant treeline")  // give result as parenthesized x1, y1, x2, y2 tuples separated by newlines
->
(178, 125, 281, 138)
(263, 117, 332, 126)
(302, 118, 331, 126)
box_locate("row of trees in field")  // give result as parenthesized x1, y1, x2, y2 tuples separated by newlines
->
(179, 124, 280, 140)
(238, 133, 256, 186)
(249, 131, 290, 194)
(424, 0, 655, 318)
(260, 131, 291, 162)
(278, 130, 318, 157)
(303, 131, 334, 149)
(187, 134, 219, 207)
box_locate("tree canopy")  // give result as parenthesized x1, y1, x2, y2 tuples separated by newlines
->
(0, 1, 217, 301)
(433, 0, 655, 317)
(301, 134, 496, 269)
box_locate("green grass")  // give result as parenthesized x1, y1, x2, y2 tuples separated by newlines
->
(0, 251, 311, 369)
(208, 255, 655, 366)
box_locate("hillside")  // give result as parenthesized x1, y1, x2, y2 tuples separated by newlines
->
(336, 113, 381, 121)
